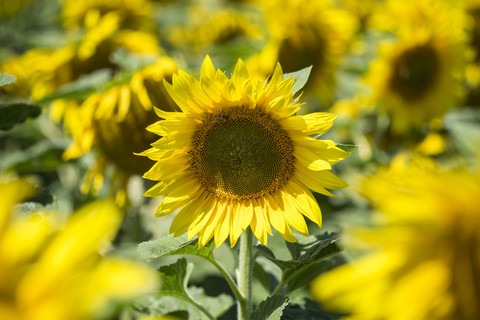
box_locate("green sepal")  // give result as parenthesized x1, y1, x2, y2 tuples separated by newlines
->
(283, 66, 313, 96)
(336, 143, 359, 154)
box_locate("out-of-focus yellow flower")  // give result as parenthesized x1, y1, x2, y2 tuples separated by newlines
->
(1, 11, 160, 102)
(247, 0, 356, 103)
(365, 0, 469, 133)
(331, 95, 370, 119)
(339, 0, 380, 31)
(63, 56, 179, 205)
(311, 156, 480, 320)
(459, 0, 480, 106)
(0, 178, 158, 320)
(415, 132, 446, 156)
(369, 0, 466, 34)
(168, 6, 263, 53)
(140, 56, 348, 247)
(60, 0, 154, 32)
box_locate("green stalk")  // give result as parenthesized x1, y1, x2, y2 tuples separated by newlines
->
(208, 258, 244, 304)
(237, 229, 254, 320)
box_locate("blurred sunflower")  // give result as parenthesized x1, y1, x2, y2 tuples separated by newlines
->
(0, 177, 158, 320)
(365, 0, 468, 134)
(63, 56, 179, 205)
(338, 0, 379, 31)
(460, 0, 480, 107)
(167, 6, 263, 53)
(140, 56, 349, 248)
(60, 0, 154, 32)
(247, 0, 356, 103)
(311, 156, 480, 320)
(1, 11, 160, 103)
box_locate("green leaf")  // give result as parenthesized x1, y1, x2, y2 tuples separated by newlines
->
(7, 145, 64, 174)
(0, 73, 16, 87)
(188, 286, 234, 318)
(444, 108, 480, 157)
(282, 298, 343, 320)
(37, 69, 112, 104)
(158, 258, 193, 295)
(254, 261, 278, 293)
(135, 258, 234, 320)
(283, 66, 312, 96)
(134, 293, 233, 320)
(336, 143, 359, 154)
(251, 295, 289, 320)
(256, 233, 342, 292)
(137, 234, 215, 261)
(111, 48, 157, 72)
(0, 102, 41, 130)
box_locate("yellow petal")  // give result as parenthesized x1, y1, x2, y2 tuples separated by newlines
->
(214, 204, 231, 247)
(288, 179, 322, 226)
(18, 200, 122, 305)
(295, 165, 336, 197)
(281, 191, 309, 236)
(280, 112, 336, 135)
(295, 146, 332, 171)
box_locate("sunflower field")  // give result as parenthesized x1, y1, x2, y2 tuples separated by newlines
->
(1, 0, 480, 319)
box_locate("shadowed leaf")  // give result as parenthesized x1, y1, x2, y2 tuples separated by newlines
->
(0, 103, 41, 130)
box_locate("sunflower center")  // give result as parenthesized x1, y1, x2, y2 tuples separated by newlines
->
(469, 8, 480, 63)
(94, 104, 157, 175)
(190, 106, 295, 200)
(390, 44, 440, 102)
(278, 23, 326, 79)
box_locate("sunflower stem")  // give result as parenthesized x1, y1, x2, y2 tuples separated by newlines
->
(271, 279, 286, 296)
(237, 228, 254, 320)
(208, 258, 244, 306)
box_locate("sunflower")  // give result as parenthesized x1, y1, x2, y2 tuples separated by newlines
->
(459, 0, 480, 107)
(365, 0, 468, 134)
(311, 155, 480, 320)
(167, 6, 263, 53)
(60, 0, 153, 32)
(0, 177, 158, 320)
(246, 0, 356, 103)
(63, 56, 179, 205)
(338, 0, 379, 31)
(0, 11, 160, 103)
(140, 56, 349, 248)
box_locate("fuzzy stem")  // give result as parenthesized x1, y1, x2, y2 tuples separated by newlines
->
(237, 229, 254, 320)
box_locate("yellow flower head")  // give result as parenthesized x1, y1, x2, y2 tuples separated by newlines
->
(459, 0, 480, 106)
(0, 178, 158, 320)
(311, 156, 480, 320)
(339, 0, 379, 30)
(140, 56, 349, 248)
(61, 0, 153, 32)
(168, 7, 263, 52)
(365, 0, 469, 133)
(64, 56, 179, 205)
(247, 0, 356, 103)
(1, 12, 159, 102)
